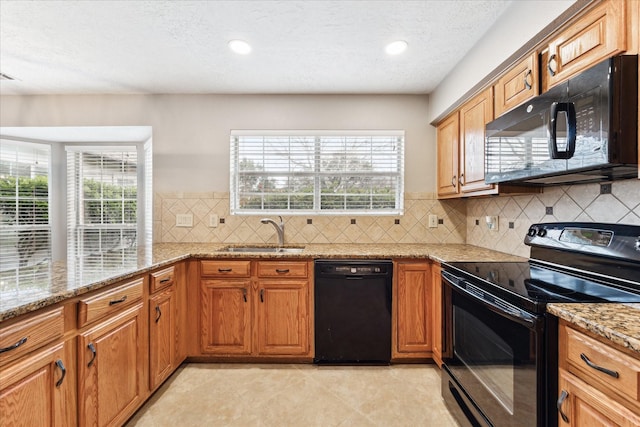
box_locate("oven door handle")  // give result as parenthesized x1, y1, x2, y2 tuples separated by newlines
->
(442, 270, 540, 329)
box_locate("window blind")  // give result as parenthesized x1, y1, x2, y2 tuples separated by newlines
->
(0, 140, 51, 290)
(66, 146, 138, 261)
(230, 131, 404, 215)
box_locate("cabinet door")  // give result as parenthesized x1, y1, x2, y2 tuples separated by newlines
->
(149, 288, 176, 390)
(558, 369, 640, 426)
(459, 88, 494, 194)
(494, 53, 538, 116)
(0, 342, 74, 427)
(431, 263, 443, 367)
(394, 262, 432, 357)
(544, 0, 626, 90)
(78, 303, 145, 427)
(200, 280, 252, 355)
(255, 280, 310, 356)
(437, 113, 460, 197)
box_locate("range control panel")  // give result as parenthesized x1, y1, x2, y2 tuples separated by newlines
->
(525, 222, 640, 261)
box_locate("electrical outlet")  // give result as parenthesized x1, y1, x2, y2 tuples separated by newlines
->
(428, 214, 438, 228)
(175, 213, 193, 227)
(209, 214, 219, 228)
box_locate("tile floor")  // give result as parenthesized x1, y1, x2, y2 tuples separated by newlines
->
(125, 363, 458, 427)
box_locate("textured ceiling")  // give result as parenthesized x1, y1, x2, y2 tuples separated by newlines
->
(0, 0, 512, 95)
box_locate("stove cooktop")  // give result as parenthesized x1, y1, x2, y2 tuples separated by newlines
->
(445, 261, 640, 314)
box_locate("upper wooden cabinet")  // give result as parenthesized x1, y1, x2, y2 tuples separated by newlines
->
(437, 89, 500, 198)
(494, 53, 538, 116)
(543, 0, 627, 91)
(459, 88, 494, 194)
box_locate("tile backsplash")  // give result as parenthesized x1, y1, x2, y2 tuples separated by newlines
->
(154, 192, 467, 245)
(466, 180, 640, 258)
(154, 180, 640, 256)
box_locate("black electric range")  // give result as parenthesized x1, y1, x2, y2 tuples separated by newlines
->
(440, 222, 640, 427)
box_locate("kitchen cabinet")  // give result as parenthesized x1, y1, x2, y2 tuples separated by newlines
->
(393, 261, 432, 360)
(431, 263, 443, 367)
(458, 87, 494, 194)
(77, 278, 147, 427)
(0, 341, 75, 427)
(557, 320, 640, 426)
(542, 0, 627, 92)
(494, 53, 538, 116)
(436, 113, 460, 197)
(199, 259, 312, 358)
(149, 266, 177, 391)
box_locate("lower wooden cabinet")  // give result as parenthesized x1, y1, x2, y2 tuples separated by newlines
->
(149, 287, 176, 390)
(557, 320, 640, 426)
(200, 279, 252, 355)
(255, 280, 309, 356)
(199, 259, 312, 358)
(393, 261, 433, 360)
(0, 341, 75, 427)
(78, 303, 146, 427)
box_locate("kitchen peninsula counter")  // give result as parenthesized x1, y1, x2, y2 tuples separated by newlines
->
(547, 303, 640, 355)
(0, 243, 524, 322)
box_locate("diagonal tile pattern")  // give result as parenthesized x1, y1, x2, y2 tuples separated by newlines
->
(125, 364, 457, 427)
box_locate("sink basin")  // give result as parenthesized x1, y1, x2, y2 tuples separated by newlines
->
(222, 246, 305, 254)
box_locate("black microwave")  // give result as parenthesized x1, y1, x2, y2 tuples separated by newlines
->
(485, 55, 638, 186)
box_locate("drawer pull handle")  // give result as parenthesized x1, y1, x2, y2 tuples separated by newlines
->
(580, 353, 619, 378)
(218, 268, 233, 273)
(557, 389, 569, 423)
(159, 277, 171, 284)
(155, 305, 162, 323)
(109, 295, 127, 306)
(0, 336, 27, 354)
(275, 269, 290, 274)
(548, 54, 557, 76)
(87, 343, 97, 367)
(524, 69, 532, 90)
(55, 359, 66, 387)
(242, 288, 247, 303)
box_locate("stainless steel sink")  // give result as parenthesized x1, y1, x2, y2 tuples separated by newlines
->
(221, 246, 305, 254)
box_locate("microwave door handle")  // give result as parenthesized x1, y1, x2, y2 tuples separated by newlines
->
(549, 102, 576, 159)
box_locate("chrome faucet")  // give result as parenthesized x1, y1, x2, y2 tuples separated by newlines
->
(261, 216, 285, 247)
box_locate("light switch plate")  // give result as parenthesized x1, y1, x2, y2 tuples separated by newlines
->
(209, 214, 219, 228)
(176, 213, 193, 227)
(428, 214, 438, 228)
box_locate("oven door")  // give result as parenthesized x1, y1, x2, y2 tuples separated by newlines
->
(441, 270, 545, 427)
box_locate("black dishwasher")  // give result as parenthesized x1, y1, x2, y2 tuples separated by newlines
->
(314, 260, 392, 365)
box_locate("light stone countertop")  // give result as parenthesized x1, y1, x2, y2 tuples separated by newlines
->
(547, 303, 640, 355)
(0, 243, 525, 322)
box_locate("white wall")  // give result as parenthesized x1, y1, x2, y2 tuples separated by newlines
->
(428, 0, 576, 122)
(0, 94, 433, 193)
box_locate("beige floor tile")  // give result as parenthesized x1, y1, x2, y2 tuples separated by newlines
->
(125, 363, 459, 427)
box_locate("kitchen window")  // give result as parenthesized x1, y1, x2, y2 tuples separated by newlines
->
(0, 140, 51, 290)
(66, 145, 151, 266)
(230, 131, 404, 215)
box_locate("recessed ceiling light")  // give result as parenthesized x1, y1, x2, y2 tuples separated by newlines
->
(228, 40, 252, 55)
(385, 40, 408, 55)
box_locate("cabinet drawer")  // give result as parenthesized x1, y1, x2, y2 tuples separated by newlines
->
(201, 260, 251, 278)
(0, 306, 64, 365)
(150, 266, 175, 293)
(564, 325, 640, 405)
(257, 261, 308, 278)
(78, 277, 144, 327)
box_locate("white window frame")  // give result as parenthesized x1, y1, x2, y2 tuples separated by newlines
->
(230, 130, 404, 215)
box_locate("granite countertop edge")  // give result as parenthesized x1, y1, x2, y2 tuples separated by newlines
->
(0, 243, 523, 322)
(547, 303, 640, 355)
